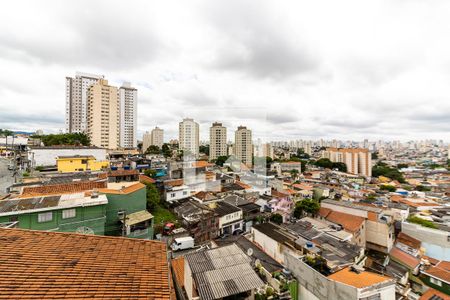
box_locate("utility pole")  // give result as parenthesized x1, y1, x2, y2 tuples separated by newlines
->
(121, 211, 127, 236)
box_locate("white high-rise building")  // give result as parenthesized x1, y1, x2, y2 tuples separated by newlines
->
(65, 72, 104, 133)
(235, 126, 252, 167)
(209, 122, 227, 161)
(151, 126, 164, 148)
(179, 118, 199, 157)
(118, 82, 137, 148)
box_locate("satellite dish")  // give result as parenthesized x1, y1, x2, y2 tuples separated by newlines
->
(76, 226, 94, 235)
(247, 248, 254, 256)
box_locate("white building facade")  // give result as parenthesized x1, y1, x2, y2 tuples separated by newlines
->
(65, 72, 104, 133)
(179, 118, 199, 158)
(118, 82, 137, 149)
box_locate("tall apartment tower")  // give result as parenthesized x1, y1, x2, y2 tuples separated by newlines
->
(209, 122, 227, 161)
(86, 79, 119, 149)
(322, 147, 372, 177)
(179, 118, 199, 157)
(142, 131, 152, 153)
(235, 126, 252, 167)
(151, 126, 164, 148)
(65, 72, 104, 133)
(118, 82, 137, 148)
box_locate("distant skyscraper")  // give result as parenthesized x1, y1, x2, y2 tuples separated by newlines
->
(235, 126, 252, 167)
(209, 122, 227, 161)
(323, 147, 372, 177)
(151, 126, 164, 148)
(254, 143, 274, 159)
(87, 79, 119, 149)
(65, 72, 104, 133)
(179, 118, 199, 157)
(118, 82, 137, 148)
(142, 131, 152, 153)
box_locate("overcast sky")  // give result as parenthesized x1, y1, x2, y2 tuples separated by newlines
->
(1, 0, 449, 142)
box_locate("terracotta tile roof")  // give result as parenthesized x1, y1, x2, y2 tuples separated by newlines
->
(235, 181, 251, 189)
(326, 211, 365, 233)
(20, 181, 107, 198)
(139, 174, 156, 184)
(318, 207, 332, 218)
(271, 189, 289, 198)
(327, 267, 392, 288)
(423, 255, 440, 266)
(0, 228, 171, 299)
(98, 182, 146, 195)
(419, 287, 450, 300)
(397, 232, 421, 249)
(423, 261, 450, 284)
(164, 179, 184, 187)
(108, 169, 139, 177)
(389, 247, 421, 269)
(171, 257, 184, 288)
(191, 161, 214, 168)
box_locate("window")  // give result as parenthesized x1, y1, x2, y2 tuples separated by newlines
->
(38, 212, 53, 223)
(62, 209, 76, 219)
(430, 277, 442, 287)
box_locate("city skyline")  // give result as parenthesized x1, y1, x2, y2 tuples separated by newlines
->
(1, 1, 450, 141)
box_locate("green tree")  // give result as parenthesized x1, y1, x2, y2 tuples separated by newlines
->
(145, 183, 160, 211)
(372, 162, 405, 183)
(407, 216, 437, 229)
(0, 129, 13, 137)
(371, 152, 378, 160)
(199, 145, 210, 156)
(144, 169, 157, 178)
(314, 158, 333, 169)
(380, 185, 396, 192)
(270, 213, 283, 225)
(145, 145, 160, 154)
(332, 162, 347, 172)
(294, 198, 320, 218)
(290, 169, 299, 178)
(161, 143, 172, 158)
(36, 133, 90, 146)
(215, 155, 229, 167)
(397, 163, 408, 169)
(416, 185, 431, 192)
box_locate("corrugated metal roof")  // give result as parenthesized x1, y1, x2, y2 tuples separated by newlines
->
(185, 244, 264, 300)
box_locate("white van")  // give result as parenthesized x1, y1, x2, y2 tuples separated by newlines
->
(171, 236, 195, 251)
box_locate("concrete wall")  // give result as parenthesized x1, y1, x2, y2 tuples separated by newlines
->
(29, 148, 107, 167)
(366, 220, 394, 252)
(285, 254, 395, 300)
(285, 253, 357, 300)
(321, 202, 368, 218)
(402, 222, 450, 261)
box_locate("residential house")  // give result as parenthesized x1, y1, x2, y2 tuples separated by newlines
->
(0, 228, 171, 299)
(99, 182, 153, 239)
(0, 193, 108, 235)
(212, 201, 243, 235)
(56, 155, 109, 173)
(173, 199, 219, 243)
(321, 199, 395, 253)
(285, 253, 396, 300)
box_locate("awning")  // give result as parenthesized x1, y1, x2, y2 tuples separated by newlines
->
(121, 210, 153, 226)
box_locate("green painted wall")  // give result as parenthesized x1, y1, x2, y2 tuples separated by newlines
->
(421, 275, 450, 295)
(102, 187, 153, 239)
(0, 204, 107, 235)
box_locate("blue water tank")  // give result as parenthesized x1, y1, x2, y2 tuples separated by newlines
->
(124, 165, 130, 170)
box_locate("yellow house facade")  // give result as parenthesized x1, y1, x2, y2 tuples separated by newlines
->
(56, 155, 109, 173)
